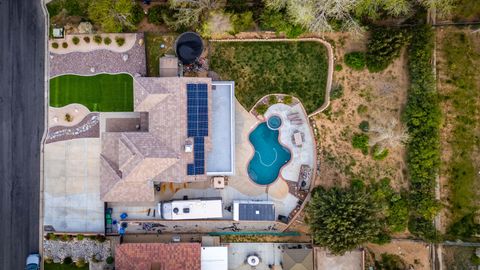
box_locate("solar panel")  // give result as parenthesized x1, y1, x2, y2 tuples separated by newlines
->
(186, 84, 209, 175)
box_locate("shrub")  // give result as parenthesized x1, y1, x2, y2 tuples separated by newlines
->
(375, 253, 406, 269)
(335, 64, 343, 71)
(95, 234, 106, 242)
(89, 235, 97, 240)
(106, 256, 114, 264)
(115, 36, 125, 47)
(372, 145, 389, 160)
(260, 9, 305, 38)
(359, 120, 369, 132)
(75, 258, 86, 268)
(44, 257, 53, 264)
(283, 95, 293, 105)
(147, 5, 169, 25)
(62, 42, 68, 48)
(256, 104, 268, 115)
(268, 95, 277, 104)
(104, 37, 112, 45)
(51, 42, 59, 49)
(344, 52, 366, 70)
(83, 36, 90, 43)
(366, 27, 410, 72)
(130, 3, 145, 25)
(352, 133, 369, 155)
(63, 257, 73, 265)
(76, 234, 84, 240)
(93, 35, 102, 44)
(472, 254, 480, 266)
(72, 36, 80, 45)
(231, 11, 255, 33)
(357, 104, 368, 115)
(330, 84, 344, 100)
(45, 233, 57, 240)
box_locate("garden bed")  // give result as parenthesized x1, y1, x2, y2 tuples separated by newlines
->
(50, 74, 133, 112)
(209, 41, 328, 113)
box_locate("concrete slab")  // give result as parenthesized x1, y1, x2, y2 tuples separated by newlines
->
(44, 138, 104, 233)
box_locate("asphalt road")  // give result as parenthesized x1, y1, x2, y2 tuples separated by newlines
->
(0, 0, 45, 268)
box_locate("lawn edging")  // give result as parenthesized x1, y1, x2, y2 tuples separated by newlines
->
(209, 37, 334, 116)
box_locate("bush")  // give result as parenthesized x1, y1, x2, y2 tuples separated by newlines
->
(106, 256, 114, 264)
(335, 64, 343, 71)
(63, 257, 73, 265)
(75, 258, 86, 268)
(268, 95, 277, 104)
(45, 233, 57, 240)
(72, 36, 80, 45)
(95, 234, 106, 243)
(408, 216, 440, 242)
(366, 27, 410, 72)
(115, 36, 125, 47)
(231, 11, 255, 33)
(283, 95, 293, 105)
(260, 9, 305, 38)
(344, 52, 366, 70)
(44, 257, 53, 264)
(130, 3, 145, 25)
(51, 42, 59, 49)
(472, 254, 480, 266)
(352, 133, 369, 155)
(357, 104, 368, 115)
(375, 253, 406, 269)
(89, 235, 97, 240)
(372, 145, 389, 160)
(93, 35, 102, 44)
(447, 214, 480, 238)
(330, 84, 344, 100)
(76, 234, 84, 240)
(104, 37, 112, 45)
(359, 120, 369, 132)
(62, 42, 68, 48)
(147, 5, 169, 25)
(83, 36, 90, 43)
(256, 104, 268, 115)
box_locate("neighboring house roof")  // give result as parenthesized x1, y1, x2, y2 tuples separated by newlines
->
(100, 77, 212, 202)
(283, 249, 314, 270)
(115, 243, 201, 270)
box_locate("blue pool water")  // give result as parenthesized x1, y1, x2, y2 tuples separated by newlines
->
(267, 115, 282, 130)
(248, 122, 291, 185)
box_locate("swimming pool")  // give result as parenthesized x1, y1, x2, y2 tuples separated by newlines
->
(248, 122, 291, 185)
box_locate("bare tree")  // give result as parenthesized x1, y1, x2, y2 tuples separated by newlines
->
(168, 0, 226, 30)
(369, 118, 408, 148)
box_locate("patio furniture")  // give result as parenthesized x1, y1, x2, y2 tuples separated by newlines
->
(293, 131, 304, 147)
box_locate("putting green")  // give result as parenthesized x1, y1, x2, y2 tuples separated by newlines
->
(49, 74, 133, 112)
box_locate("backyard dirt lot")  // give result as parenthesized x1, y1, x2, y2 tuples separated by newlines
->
(366, 240, 431, 269)
(312, 32, 409, 190)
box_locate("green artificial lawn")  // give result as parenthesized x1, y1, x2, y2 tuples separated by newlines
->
(45, 263, 88, 270)
(50, 74, 133, 112)
(209, 41, 328, 113)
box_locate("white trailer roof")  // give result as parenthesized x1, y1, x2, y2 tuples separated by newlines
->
(160, 199, 223, 220)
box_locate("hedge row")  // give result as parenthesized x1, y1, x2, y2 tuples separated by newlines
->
(404, 25, 441, 241)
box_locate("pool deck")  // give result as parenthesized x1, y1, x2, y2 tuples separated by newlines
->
(265, 103, 315, 184)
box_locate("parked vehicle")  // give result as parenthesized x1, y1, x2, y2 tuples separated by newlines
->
(25, 254, 40, 270)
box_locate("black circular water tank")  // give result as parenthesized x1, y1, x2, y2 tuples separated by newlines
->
(175, 32, 204, 64)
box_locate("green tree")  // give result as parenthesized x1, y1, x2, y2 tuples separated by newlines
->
(344, 52, 366, 70)
(306, 186, 382, 255)
(88, 0, 139, 32)
(366, 27, 410, 72)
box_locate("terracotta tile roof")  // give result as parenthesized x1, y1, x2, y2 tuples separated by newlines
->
(100, 77, 212, 202)
(115, 243, 201, 270)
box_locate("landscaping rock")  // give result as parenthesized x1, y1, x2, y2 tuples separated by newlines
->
(78, 22, 94, 34)
(43, 239, 111, 263)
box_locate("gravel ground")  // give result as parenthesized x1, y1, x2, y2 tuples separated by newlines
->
(43, 239, 111, 263)
(50, 33, 146, 77)
(46, 113, 100, 143)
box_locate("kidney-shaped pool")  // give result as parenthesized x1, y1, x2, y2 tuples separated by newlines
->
(248, 121, 291, 185)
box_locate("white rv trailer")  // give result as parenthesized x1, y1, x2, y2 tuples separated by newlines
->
(159, 199, 223, 220)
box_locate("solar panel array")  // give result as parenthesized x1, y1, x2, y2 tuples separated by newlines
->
(186, 83, 208, 175)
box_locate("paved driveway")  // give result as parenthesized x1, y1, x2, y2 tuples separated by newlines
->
(44, 138, 104, 232)
(0, 0, 45, 268)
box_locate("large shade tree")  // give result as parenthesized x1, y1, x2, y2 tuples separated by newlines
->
(306, 186, 383, 254)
